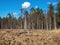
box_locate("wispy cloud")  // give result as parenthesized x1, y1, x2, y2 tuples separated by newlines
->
(12, 12, 19, 18)
(52, 2, 58, 5)
(47, 2, 51, 5)
(22, 2, 31, 9)
(35, 5, 38, 8)
(13, 12, 17, 15)
(47, 2, 57, 5)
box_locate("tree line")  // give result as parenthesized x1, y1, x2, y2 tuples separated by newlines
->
(0, 1, 60, 30)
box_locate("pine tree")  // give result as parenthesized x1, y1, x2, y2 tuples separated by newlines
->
(0, 17, 1, 29)
(57, 1, 60, 28)
(48, 4, 54, 30)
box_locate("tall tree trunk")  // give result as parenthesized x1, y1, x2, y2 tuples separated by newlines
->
(21, 24, 22, 29)
(37, 17, 39, 29)
(39, 20, 41, 29)
(1, 20, 3, 29)
(46, 20, 48, 30)
(0, 20, 1, 29)
(32, 23, 34, 30)
(24, 15, 27, 30)
(54, 14, 57, 30)
(39, 23, 40, 29)
(11, 18, 12, 29)
(21, 21, 22, 29)
(49, 17, 52, 30)
(42, 21, 43, 30)
(46, 15, 48, 30)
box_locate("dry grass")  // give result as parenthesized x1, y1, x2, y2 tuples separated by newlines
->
(0, 29, 60, 45)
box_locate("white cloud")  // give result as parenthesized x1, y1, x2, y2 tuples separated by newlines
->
(47, 2, 57, 5)
(35, 5, 38, 8)
(12, 12, 19, 18)
(22, 2, 30, 9)
(47, 2, 51, 5)
(13, 12, 17, 15)
(52, 2, 58, 5)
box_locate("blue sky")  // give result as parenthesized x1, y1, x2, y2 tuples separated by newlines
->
(0, 0, 58, 18)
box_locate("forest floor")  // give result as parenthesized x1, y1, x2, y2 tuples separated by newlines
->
(0, 29, 60, 45)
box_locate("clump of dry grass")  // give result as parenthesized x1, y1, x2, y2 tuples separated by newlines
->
(0, 29, 60, 45)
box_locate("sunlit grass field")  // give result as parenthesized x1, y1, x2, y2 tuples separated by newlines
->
(0, 29, 60, 45)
